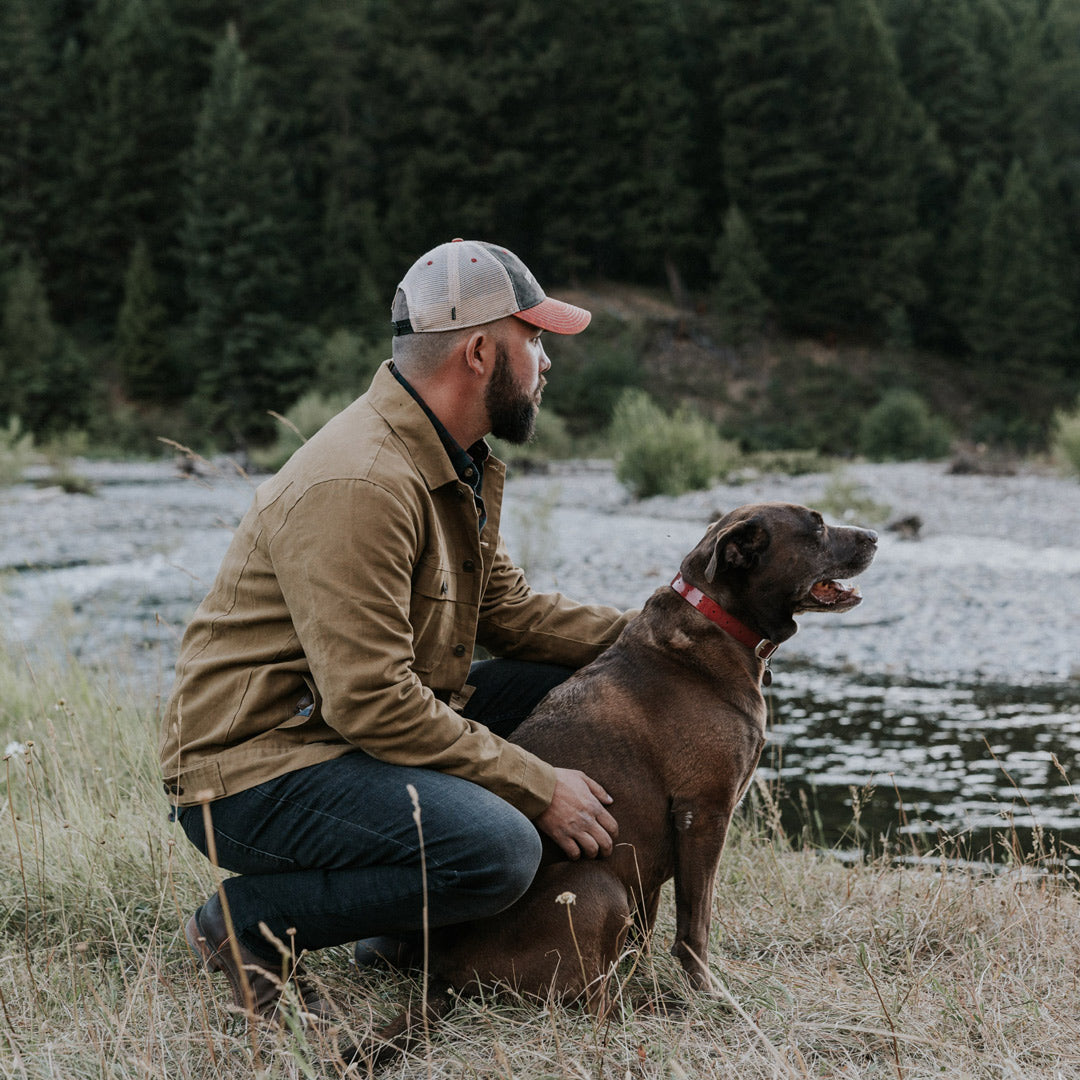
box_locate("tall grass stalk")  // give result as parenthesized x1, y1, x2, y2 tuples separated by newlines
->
(2, 648, 1080, 1077)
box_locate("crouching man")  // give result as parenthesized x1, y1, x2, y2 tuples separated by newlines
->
(160, 239, 630, 1020)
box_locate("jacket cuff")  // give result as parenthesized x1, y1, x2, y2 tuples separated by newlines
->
(512, 753, 558, 820)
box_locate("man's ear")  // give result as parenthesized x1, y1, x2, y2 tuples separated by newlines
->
(704, 518, 770, 581)
(463, 329, 494, 378)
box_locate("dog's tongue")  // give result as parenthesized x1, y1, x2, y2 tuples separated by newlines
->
(810, 579, 859, 604)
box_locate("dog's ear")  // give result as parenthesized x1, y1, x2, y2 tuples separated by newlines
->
(704, 518, 770, 581)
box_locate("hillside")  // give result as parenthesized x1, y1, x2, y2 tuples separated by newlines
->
(555, 283, 1068, 457)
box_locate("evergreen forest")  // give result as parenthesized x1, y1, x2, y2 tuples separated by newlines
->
(1, 0, 1078, 454)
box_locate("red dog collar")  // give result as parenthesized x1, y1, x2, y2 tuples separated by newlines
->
(670, 573, 779, 664)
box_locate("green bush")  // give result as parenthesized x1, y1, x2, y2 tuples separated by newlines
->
(816, 470, 892, 525)
(314, 328, 386, 398)
(1051, 399, 1080, 478)
(250, 390, 356, 472)
(858, 389, 952, 461)
(609, 389, 739, 498)
(743, 448, 828, 477)
(0, 416, 34, 486)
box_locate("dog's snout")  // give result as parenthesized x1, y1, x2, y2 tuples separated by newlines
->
(865, 529, 878, 545)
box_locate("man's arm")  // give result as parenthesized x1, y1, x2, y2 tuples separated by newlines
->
(268, 478, 558, 818)
(477, 534, 634, 667)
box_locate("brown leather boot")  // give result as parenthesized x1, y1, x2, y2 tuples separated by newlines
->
(185, 893, 333, 1024)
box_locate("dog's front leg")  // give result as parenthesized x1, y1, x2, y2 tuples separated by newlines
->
(670, 800, 730, 990)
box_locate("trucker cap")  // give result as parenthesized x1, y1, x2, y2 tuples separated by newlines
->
(391, 239, 591, 336)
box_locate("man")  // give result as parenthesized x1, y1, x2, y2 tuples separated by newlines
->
(162, 238, 632, 1020)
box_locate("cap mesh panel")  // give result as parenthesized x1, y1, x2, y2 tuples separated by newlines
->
(403, 242, 518, 331)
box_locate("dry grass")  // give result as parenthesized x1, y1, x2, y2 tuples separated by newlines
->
(2, 650, 1080, 1079)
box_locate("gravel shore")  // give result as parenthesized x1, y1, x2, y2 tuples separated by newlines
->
(502, 459, 1080, 687)
(1, 458, 1078, 688)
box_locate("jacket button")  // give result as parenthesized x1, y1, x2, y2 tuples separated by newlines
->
(463, 559, 475, 572)
(453, 644, 467, 657)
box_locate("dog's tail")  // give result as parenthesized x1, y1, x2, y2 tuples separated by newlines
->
(338, 979, 456, 1070)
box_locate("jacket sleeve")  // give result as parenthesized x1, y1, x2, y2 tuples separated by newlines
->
(477, 534, 633, 664)
(267, 477, 557, 818)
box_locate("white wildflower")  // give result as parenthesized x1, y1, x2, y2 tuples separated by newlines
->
(4, 741, 27, 758)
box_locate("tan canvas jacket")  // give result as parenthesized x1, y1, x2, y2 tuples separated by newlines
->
(160, 361, 630, 819)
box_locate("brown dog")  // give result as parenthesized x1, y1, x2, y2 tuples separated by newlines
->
(362, 503, 876, 1055)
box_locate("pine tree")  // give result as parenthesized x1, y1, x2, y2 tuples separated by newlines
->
(885, 0, 1005, 175)
(1006, 1, 1080, 291)
(942, 161, 998, 348)
(179, 25, 307, 445)
(305, 1, 395, 330)
(711, 206, 771, 344)
(719, 0, 934, 334)
(357, 0, 698, 289)
(562, 0, 698, 287)
(0, 0, 55, 267)
(969, 160, 1075, 376)
(0, 256, 57, 425)
(0, 255, 93, 434)
(115, 239, 176, 402)
(672, 0, 729, 278)
(358, 0, 556, 264)
(717, 0, 833, 322)
(808, 0, 933, 330)
(47, 0, 191, 333)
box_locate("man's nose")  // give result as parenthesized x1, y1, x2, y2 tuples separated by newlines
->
(539, 348, 551, 373)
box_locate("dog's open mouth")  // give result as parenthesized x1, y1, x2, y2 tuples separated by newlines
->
(805, 579, 862, 610)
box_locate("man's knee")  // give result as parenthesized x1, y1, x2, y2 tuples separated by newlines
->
(458, 810, 542, 916)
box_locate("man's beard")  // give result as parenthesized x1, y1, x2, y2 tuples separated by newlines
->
(486, 341, 543, 444)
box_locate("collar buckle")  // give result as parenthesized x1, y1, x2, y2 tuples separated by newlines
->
(754, 639, 779, 661)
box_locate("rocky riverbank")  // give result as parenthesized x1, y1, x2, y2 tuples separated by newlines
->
(1, 457, 1078, 691)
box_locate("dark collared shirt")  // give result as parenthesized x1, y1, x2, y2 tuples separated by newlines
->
(391, 363, 488, 531)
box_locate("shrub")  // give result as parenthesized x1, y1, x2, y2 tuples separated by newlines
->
(609, 389, 739, 498)
(314, 328, 386, 398)
(816, 470, 892, 525)
(743, 448, 828, 477)
(858, 389, 952, 461)
(250, 390, 355, 472)
(0, 416, 34, 486)
(1051, 399, 1080, 478)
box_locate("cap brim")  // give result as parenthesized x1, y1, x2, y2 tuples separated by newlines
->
(515, 297, 592, 335)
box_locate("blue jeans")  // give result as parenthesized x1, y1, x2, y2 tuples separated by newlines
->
(175, 659, 573, 961)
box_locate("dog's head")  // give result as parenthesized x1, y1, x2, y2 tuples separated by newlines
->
(681, 502, 878, 643)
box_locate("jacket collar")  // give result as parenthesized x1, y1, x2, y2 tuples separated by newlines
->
(366, 360, 477, 492)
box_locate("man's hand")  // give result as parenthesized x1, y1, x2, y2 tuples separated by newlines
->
(535, 767, 618, 860)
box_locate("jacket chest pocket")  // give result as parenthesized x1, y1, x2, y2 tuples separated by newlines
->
(410, 559, 458, 674)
